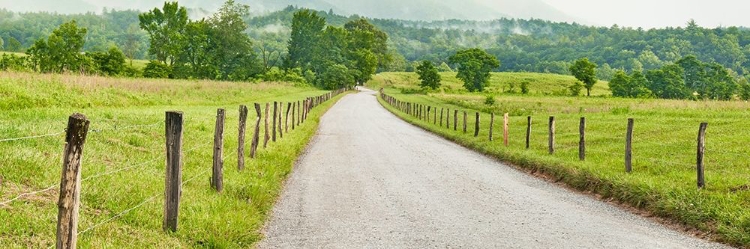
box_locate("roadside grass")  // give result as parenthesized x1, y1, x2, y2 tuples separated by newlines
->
(371, 74, 750, 247)
(0, 71, 347, 247)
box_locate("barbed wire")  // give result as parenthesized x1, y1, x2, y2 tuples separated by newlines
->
(0, 131, 65, 143)
(76, 193, 161, 237)
(0, 184, 57, 207)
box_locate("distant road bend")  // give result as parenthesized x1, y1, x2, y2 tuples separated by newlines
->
(259, 88, 730, 248)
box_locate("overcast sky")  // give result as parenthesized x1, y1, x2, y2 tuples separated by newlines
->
(543, 0, 749, 29)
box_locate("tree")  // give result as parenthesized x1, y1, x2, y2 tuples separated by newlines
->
(0, 37, 4, 50)
(139, 1, 188, 66)
(285, 10, 325, 71)
(569, 58, 598, 96)
(416, 60, 441, 90)
(27, 20, 88, 73)
(345, 18, 391, 72)
(449, 48, 500, 92)
(318, 63, 354, 90)
(88, 46, 126, 76)
(608, 70, 631, 97)
(6, 37, 21, 52)
(205, 0, 259, 80)
(646, 64, 690, 99)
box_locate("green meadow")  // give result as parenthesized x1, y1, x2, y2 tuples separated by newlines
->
(0, 71, 346, 247)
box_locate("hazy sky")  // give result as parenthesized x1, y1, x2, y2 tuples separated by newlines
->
(543, 0, 749, 29)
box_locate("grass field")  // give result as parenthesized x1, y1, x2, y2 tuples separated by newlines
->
(370, 72, 750, 247)
(0, 71, 345, 247)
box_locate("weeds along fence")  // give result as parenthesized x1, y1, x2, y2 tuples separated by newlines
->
(0, 88, 348, 248)
(380, 91, 718, 189)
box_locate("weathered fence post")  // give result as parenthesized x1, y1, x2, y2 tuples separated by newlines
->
(440, 108, 444, 127)
(579, 117, 586, 161)
(625, 118, 634, 173)
(454, 110, 459, 131)
(280, 102, 284, 135)
(297, 100, 301, 127)
(433, 107, 437, 125)
(427, 106, 431, 123)
(285, 102, 291, 133)
(474, 112, 480, 137)
(212, 109, 225, 192)
(292, 102, 296, 130)
(526, 116, 532, 150)
(463, 111, 468, 133)
(251, 104, 261, 158)
(549, 116, 555, 154)
(272, 102, 278, 142)
(503, 113, 509, 147)
(489, 113, 495, 141)
(263, 103, 270, 148)
(238, 105, 248, 171)
(56, 113, 90, 249)
(697, 122, 708, 188)
(164, 111, 183, 232)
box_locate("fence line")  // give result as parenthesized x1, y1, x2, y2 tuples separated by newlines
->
(0, 184, 58, 207)
(76, 194, 161, 237)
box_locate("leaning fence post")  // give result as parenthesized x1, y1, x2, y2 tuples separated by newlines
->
(549, 116, 555, 154)
(211, 109, 225, 192)
(238, 105, 248, 171)
(285, 102, 291, 133)
(164, 111, 183, 232)
(56, 113, 90, 249)
(526, 116, 532, 150)
(579, 117, 586, 161)
(626, 118, 634, 173)
(250, 104, 261, 158)
(697, 122, 708, 188)
(474, 112, 480, 137)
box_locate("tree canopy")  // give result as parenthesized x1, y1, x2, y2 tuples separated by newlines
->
(449, 48, 500, 92)
(416, 60, 441, 90)
(569, 58, 598, 96)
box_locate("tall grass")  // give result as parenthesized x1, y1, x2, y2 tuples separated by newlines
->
(0, 71, 346, 247)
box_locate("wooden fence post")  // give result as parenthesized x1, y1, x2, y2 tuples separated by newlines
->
(697, 122, 708, 188)
(549, 116, 555, 154)
(285, 102, 291, 133)
(626, 118, 634, 173)
(463, 111, 468, 133)
(440, 108, 444, 127)
(279, 102, 284, 136)
(297, 100, 301, 127)
(526, 116, 532, 150)
(263, 103, 270, 148)
(238, 105, 248, 171)
(164, 111, 183, 232)
(292, 102, 296, 130)
(56, 113, 90, 249)
(503, 113, 509, 147)
(454, 110, 458, 131)
(427, 106, 431, 122)
(272, 102, 278, 142)
(446, 108, 451, 128)
(250, 104, 261, 158)
(579, 117, 586, 161)
(489, 113, 495, 141)
(433, 107, 437, 125)
(474, 112, 480, 137)
(212, 109, 225, 192)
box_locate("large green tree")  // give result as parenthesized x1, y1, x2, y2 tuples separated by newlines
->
(449, 48, 500, 92)
(569, 58, 598, 96)
(416, 60, 441, 90)
(27, 20, 87, 73)
(205, 0, 259, 80)
(285, 10, 325, 71)
(139, 1, 188, 66)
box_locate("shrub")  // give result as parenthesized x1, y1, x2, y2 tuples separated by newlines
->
(143, 61, 171, 78)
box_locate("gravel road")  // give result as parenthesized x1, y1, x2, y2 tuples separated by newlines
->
(258, 88, 730, 248)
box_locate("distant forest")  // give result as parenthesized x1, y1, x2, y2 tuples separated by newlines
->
(2, 6, 750, 80)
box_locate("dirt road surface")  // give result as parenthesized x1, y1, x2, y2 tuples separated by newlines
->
(258, 88, 730, 249)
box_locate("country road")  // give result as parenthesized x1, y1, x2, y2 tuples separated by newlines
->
(258, 88, 730, 248)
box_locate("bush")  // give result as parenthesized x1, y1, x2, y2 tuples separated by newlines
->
(143, 61, 171, 78)
(521, 81, 530, 94)
(569, 82, 583, 96)
(484, 95, 496, 105)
